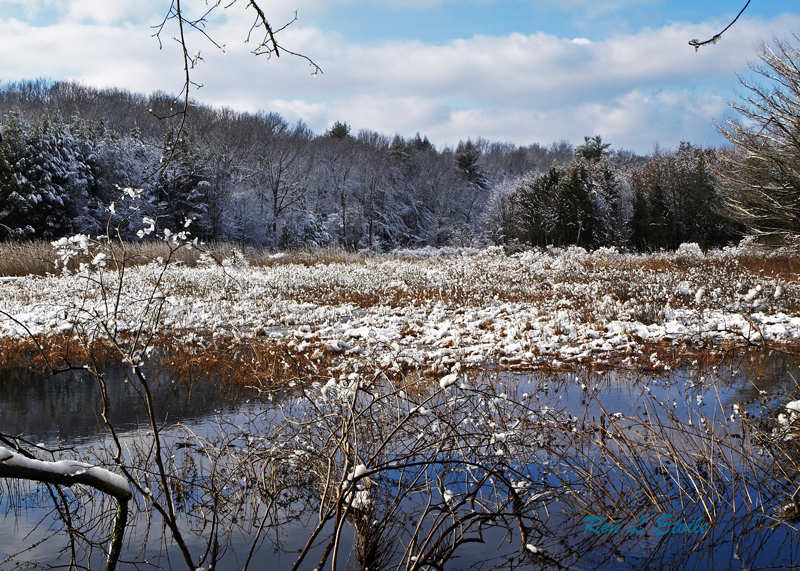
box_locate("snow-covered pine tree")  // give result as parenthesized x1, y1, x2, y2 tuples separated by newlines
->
(156, 126, 211, 238)
(0, 114, 74, 238)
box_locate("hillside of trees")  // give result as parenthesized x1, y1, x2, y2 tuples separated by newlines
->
(0, 79, 741, 251)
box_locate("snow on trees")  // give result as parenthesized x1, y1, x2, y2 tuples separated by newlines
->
(716, 35, 800, 243)
(0, 80, 747, 251)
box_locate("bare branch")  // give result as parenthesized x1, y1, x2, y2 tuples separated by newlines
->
(689, 0, 751, 51)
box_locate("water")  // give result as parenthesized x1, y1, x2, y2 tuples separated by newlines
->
(0, 365, 245, 444)
(1, 349, 799, 570)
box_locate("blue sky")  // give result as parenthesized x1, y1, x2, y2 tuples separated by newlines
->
(1, 0, 799, 153)
(313, 1, 767, 44)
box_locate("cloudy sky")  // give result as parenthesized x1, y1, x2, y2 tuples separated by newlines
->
(0, 0, 798, 153)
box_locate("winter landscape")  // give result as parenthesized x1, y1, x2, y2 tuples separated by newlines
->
(1, 231, 800, 570)
(3, 0, 800, 570)
(2, 241, 800, 379)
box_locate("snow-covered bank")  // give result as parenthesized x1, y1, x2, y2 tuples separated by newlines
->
(1, 244, 799, 373)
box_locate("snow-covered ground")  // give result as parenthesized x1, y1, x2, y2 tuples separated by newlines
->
(1, 243, 799, 373)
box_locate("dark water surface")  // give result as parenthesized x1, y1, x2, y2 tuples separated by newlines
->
(0, 364, 247, 444)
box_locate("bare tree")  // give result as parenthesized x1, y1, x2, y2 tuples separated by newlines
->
(318, 131, 359, 247)
(249, 115, 315, 240)
(715, 35, 800, 242)
(148, 1, 321, 184)
(355, 130, 391, 250)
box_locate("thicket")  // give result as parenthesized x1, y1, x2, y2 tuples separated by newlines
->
(0, 80, 741, 251)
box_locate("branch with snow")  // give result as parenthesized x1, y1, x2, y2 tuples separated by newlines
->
(0, 445, 132, 571)
(0, 446, 131, 500)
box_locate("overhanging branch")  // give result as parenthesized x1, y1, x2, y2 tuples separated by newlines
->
(689, 0, 751, 51)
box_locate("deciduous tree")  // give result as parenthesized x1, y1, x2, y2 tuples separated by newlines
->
(716, 35, 800, 243)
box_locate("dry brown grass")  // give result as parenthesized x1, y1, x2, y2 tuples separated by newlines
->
(0, 331, 343, 387)
(733, 255, 800, 279)
(0, 240, 376, 276)
(0, 328, 760, 388)
(157, 336, 338, 388)
(3, 239, 799, 279)
(0, 241, 59, 276)
(255, 246, 372, 267)
(0, 336, 36, 370)
(0, 334, 123, 372)
(629, 253, 800, 279)
(0, 239, 211, 276)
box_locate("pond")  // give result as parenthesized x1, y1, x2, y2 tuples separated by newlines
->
(1, 349, 799, 571)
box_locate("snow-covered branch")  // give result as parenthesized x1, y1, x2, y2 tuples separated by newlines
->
(0, 446, 131, 500)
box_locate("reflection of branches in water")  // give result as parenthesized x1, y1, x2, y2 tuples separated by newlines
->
(2, 350, 800, 569)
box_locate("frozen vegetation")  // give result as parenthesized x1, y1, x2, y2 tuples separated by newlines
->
(2, 241, 798, 376)
(2, 239, 800, 570)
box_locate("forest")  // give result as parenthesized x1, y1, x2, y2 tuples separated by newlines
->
(0, 79, 740, 251)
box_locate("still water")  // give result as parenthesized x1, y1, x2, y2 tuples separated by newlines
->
(1, 349, 799, 570)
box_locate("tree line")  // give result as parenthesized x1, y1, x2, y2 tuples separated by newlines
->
(0, 79, 742, 251)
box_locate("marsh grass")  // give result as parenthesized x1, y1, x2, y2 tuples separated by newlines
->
(155, 335, 340, 388)
(0, 240, 59, 276)
(0, 241, 376, 276)
(4, 241, 799, 325)
(1, 239, 794, 277)
(0, 334, 124, 372)
(255, 245, 373, 267)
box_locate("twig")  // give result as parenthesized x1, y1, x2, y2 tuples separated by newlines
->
(689, 1, 751, 51)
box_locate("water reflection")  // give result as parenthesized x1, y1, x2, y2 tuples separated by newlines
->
(0, 364, 245, 444)
(0, 348, 798, 570)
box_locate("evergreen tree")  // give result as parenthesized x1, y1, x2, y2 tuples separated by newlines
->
(575, 135, 610, 163)
(647, 181, 670, 249)
(674, 142, 733, 248)
(509, 167, 562, 247)
(325, 121, 351, 140)
(629, 187, 651, 251)
(156, 127, 211, 237)
(411, 132, 434, 153)
(556, 161, 595, 247)
(0, 133, 24, 237)
(455, 139, 490, 225)
(0, 115, 73, 238)
(590, 159, 624, 247)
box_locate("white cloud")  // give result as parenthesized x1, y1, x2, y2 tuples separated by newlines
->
(0, 3, 797, 153)
(0, 0, 163, 25)
(64, 0, 162, 25)
(280, 0, 656, 8)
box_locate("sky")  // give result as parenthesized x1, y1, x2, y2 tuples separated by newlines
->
(0, 0, 798, 154)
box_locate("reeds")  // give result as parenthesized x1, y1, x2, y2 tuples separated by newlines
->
(0, 240, 376, 276)
(2, 237, 800, 569)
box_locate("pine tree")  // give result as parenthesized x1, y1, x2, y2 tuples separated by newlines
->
(156, 127, 211, 237)
(0, 115, 74, 238)
(510, 167, 562, 247)
(629, 188, 651, 251)
(557, 161, 595, 247)
(575, 135, 610, 163)
(455, 139, 490, 225)
(325, 121, 351, 140)
(0, 137, 23, 237)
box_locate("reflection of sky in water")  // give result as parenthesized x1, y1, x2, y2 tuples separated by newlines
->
(1, 349, 799, 570)
(0, 364, 248, 444)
